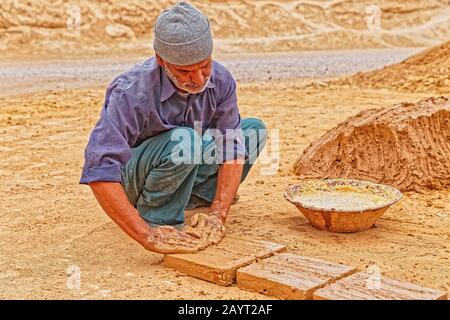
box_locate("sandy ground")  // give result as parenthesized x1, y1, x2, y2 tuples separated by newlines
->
(0, 49, 449, 298)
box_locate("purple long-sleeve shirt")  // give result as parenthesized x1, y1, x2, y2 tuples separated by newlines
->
(79, 57, 245, 184)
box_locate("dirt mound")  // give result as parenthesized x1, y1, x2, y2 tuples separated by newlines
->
(336, 41, 450, 93)
(293, 97, 450, 192)
(1, 0, 449, 57)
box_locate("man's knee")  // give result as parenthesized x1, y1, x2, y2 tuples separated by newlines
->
(243, 117, 267, 139)
(242, 118, 268, 156)
(242, 117, 267, 132)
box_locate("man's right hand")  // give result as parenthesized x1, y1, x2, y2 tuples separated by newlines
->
(89, 182, 208, 255)
(143, 225, 207, 254)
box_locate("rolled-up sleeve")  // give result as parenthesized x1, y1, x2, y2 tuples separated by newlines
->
(212, 76, 246, 163)
(80, 87, 145, 184)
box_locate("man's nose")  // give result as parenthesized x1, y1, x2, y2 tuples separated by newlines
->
(190, 69, 205, 86)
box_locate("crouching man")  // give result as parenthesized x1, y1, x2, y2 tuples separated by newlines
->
(80, 2, 267, 253)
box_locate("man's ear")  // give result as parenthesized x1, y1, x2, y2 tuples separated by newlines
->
(156, 54, 164, 67)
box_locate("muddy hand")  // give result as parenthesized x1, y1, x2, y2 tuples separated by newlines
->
(146, 225, 207, 254)
(185, 213, 226, 246)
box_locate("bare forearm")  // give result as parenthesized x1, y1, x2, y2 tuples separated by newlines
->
(89, 181, 149, 246)
(211, 159, 244, 221)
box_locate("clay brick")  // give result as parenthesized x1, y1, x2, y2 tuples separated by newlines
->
(236, 253, 357, 300)
(313, 271, 448, 300)
(164, 236, 286, 286)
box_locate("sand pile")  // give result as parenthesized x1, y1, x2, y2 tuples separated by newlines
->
(336, 41, 450, 94)
(1, 0, 449, 56)
(293, 97, 450, 192)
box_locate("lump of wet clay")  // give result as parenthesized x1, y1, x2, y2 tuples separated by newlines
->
(293, 97, 450, 192)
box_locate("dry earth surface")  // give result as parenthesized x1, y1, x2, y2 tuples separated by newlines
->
(1, 76, 449, 299)
(0, 0, 449, 299)
(1, 0, 449, 57)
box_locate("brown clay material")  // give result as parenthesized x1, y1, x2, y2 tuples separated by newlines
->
(3, 2, 449, 58)
(313, 271, 448, 300)
(236, 253, 357, 300)
(163, 236, 286, 286)
(296, 206, 388, 233)
(293, 97, 450, 192)
(335, 41, 450, 94)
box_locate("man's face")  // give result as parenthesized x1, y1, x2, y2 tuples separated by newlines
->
(157, 55, 212, 94)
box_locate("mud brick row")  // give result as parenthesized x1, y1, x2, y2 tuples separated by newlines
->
(313, 271, 448, 300)
(236, 253, 357, 299)
(164, 236, 286, 286)
(164, 237, 447, 300)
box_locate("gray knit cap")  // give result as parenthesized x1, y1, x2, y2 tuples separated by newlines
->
(153, 1, 213, 66)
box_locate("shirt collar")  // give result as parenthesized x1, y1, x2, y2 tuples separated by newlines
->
(160, 66, 216, 102)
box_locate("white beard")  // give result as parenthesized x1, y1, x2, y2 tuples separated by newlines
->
(165, 67, 210, 94)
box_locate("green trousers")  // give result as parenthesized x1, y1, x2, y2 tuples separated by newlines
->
(121, 118, 267, 226)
